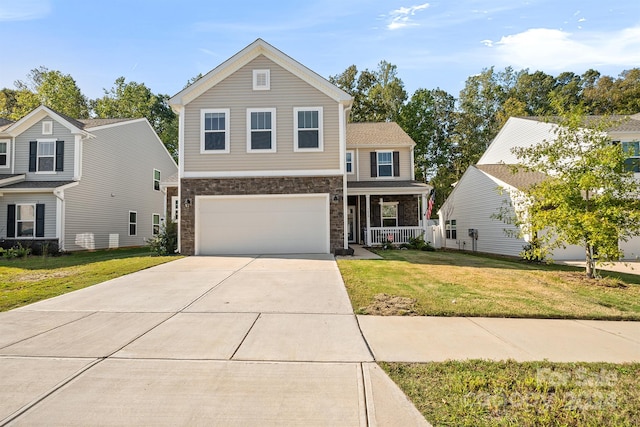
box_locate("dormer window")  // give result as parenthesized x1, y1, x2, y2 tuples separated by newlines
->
(42, 121, 53, 135)
(253, 69, 270, 91)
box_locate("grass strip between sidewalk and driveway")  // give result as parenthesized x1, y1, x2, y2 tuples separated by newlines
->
(0, 248, 180, 312)
(381, 360, 640, 427)
(337, 250, 640, 320)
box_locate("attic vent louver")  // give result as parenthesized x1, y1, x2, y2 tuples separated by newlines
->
(253, 69, 270, 91)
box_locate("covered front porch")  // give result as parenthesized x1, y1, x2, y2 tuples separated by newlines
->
(346, 181, 432, 246)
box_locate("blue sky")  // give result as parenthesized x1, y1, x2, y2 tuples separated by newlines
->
(1, 0, 639, 102)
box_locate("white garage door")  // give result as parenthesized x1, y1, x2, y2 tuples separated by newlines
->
(196, 194, 330, 255)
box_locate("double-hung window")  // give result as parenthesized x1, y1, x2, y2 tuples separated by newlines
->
(381, 202, 398, 227)
(346, 150, 354, 174)
(153, 169, 161, 191)
(622, 141, 640, 173)
(152, 214, 161, 235)
(0, 140, 8, 168)
(445, 220, 457, 239)
(247, 108, 276, 152)
(129, 211, 137, 236)
(294, 107, 322, 151)
(201, 109, 230, 153)
(377, 151, 393, 177)
(16, 204, 35, 237)
(38, 140, 55, 172)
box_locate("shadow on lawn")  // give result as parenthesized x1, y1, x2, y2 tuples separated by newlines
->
(0, 247, 168, 271)
(369, 249, 640, 284)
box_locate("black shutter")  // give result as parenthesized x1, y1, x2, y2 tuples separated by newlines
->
(29, 141, 37, 172)
(393, 151, 400, 177)
(55, 140, 64, 172)
(398, 203, 404, 226)
(35, 204, 45, 237)
(370, 152, 377, 177)
(7, 205, 16, 238)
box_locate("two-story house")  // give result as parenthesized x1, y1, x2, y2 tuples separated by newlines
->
(0, 105, 178, 252)
(439, 115, 640, 260)
(346, 122, 431, 246)
(169, 39, 431, 255)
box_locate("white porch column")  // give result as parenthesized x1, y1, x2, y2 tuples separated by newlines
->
(365, 194, 371, 246)
(379, 197, 384, 227)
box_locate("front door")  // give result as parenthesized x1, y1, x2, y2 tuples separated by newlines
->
(348, 205, 356, 243)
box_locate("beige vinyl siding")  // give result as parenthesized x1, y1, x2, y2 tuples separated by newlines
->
(183, 55, 341, 173)
(64, 120, 178, 251)
(349, 147, 412, 181)
(14, 117, 75, 181)
(0, 193, 57, 239)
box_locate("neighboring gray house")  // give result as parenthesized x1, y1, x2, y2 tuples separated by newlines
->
(0, 105, 178, 252)
(439, 116, 640, 260)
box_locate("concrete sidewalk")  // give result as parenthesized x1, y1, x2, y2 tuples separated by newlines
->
(0, 254, 428, 426)
(358, 316, 640, 363)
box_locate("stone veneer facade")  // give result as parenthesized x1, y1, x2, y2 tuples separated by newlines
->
(180, 176, 344, 255)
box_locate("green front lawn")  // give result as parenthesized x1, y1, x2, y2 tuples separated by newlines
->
(0, 248, 180, 311)
(382, 360, 640, 427)
(337, 250, 640, 320)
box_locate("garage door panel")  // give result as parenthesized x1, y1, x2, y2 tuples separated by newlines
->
(196, 195, 330, 255)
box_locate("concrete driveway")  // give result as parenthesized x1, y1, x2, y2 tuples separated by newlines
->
(0, 254, 428, 426)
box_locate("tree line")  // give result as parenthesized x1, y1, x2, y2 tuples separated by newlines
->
(2, 64, 639, 206)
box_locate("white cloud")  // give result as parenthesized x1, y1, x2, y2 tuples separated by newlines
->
(387, 3, 430, 30)
(0, 0, 51, 21)
(484, 26, 640, 71)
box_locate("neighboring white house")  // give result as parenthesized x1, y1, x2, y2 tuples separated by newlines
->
(168, 39, 431, 255)
(0, 105, 178, 252)
(439, 115, 640, 260)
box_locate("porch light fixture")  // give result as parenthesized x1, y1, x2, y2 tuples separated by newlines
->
(333, 194, 342, 202)
(184, 198, 192, 209)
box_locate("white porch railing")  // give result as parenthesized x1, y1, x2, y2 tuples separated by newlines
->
(366, 226, 424, 246)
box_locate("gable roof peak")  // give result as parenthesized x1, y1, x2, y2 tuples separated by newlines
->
(169, 38, 352, 109)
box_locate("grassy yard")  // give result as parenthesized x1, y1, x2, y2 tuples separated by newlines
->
(0, 248, 180, 311)
(382, 360, 640, 427)
(337, 250, 640, 320)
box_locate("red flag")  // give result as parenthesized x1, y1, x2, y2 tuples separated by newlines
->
(426, 190, 435, 220)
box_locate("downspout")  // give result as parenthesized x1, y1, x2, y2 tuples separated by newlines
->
(53, 189, 65, 251)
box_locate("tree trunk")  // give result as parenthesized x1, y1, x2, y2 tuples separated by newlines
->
(585, 244, 595, 279)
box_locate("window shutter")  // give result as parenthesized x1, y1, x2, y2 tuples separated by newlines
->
(35, 204, 45, 237)
(55, 140, 64, 171)
(370, 152, 377, 177)
(29, 141, 37, 172)
(398, 203, 405, 226)
(7, 205, 16, 238)
(393, 151, 400, 177)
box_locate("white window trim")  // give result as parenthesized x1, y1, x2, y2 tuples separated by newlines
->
(346, 150, 354, 175)
(246, 108, 277, 153)
(381, 201, 398, 227)
(42, 120, 53, 135)
(153, 169, 161, 191)
(129, 211, 137, 236)
(253, 69, 270, 91)
(16, 203, 36, 239)
(293, 107, 323, 152)
(36, 138, 56, 174)
(376, 150, 394, 179)
(0, 139, 9, 169)
(152, 213, 161, 235)
(200, 108, 230, 154)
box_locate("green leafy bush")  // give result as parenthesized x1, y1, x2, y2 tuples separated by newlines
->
(147, 219, 178, 255)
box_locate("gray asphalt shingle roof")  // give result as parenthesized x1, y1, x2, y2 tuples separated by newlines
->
(475, 164, 548, 190)
(347, 122, 415, 147)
